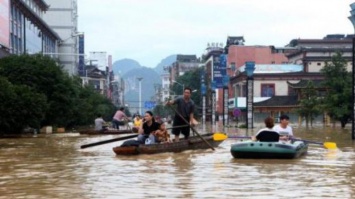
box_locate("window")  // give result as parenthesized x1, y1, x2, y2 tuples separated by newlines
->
(261, 84, 275, 97)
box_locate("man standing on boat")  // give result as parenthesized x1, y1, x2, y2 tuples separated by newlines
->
(166, 87, 196, 142)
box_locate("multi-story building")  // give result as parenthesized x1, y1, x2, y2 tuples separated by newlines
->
(160, 72, 171, 102)
(286, 34, 353, 72)
(168, 54, 200, 82)
(229, 34, 353, 126)
(111, 76, 125, 108)
(0, 0, 61, 58)
(203, 37, 290, 122)
(43, 0, 81, 76)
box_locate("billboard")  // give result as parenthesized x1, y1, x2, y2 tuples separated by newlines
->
(212, 54, 227, 88)
(0, 0, 9, 48)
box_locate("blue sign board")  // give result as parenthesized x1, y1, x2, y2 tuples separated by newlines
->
(212, 54, 227, 88)
(144, 101, 156, 109)
(201, 83, 206, 95)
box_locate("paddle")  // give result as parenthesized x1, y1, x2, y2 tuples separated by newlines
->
(213, 133, 229, 141)
(168, 104, 215, 150)
(80, 134, 138, 149)
(292, 139, 337, 150)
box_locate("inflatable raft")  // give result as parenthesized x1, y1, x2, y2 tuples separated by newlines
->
(231, 140, 308, 159)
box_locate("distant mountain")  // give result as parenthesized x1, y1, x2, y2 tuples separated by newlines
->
(112, 58, 141, 76)
(122, 67, 161, 114)
(111, 55, 177, 114)
(153, 54, 177, 74)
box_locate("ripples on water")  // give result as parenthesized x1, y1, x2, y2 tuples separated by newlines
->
(0, 127, 355, 199)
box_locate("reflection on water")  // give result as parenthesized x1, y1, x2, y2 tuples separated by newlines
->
(0, 127, 355, 198)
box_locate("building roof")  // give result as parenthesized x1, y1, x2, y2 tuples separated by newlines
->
(254, 96, 299, 107)
(34, 0, 50, 10)
(287, 79, 324, 88)
(176, 54, 197, 62)
(226, 36, 245, 46)
(287, 34, 353, 47)
(13, 0, 61, 40)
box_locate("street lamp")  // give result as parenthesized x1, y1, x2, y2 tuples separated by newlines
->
(173, 80, 184, 94)
(245, 61, 255, 130)
(137, 77, 143, 115)
(201, 83, 207, 126)
(222, 75, 230, 127)
(348, 3, 355, 140)
(211, 80, 216, 126)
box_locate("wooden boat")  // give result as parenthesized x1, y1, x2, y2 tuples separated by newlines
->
(79, 129, 134, 135)
(112, 133, 224, 155)
(230, 140, 308, 159)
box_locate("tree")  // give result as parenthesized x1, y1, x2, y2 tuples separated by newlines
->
(172, 67, 203, 118)
(296, 81, 321, 128)
(0, 54, 77, 126)
(320, 52, 352, 128)
(0, 54, 117, 132)
(0, 77, 47, 134)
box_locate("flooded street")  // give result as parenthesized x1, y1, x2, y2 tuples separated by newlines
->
(1, 126, 355, 199)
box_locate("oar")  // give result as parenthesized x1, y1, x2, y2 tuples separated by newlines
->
(80, 134, 138, 149)
(167, 125, 189, 129)
(293, 139, 337, 150)
(168, 104, 215, 150)
(225, 136, 252, 139)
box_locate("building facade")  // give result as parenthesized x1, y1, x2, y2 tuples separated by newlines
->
(0, 0, 61, 58)
(43, 0, 80, 76)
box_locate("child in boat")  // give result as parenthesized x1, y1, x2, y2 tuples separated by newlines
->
(145, 121, 171, 144)
(154, 122, 171, 143)
(132, 115, 143, 133)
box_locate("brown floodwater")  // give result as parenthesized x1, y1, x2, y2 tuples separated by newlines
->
(0, 125, 355, 199)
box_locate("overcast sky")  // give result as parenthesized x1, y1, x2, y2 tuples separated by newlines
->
(78, 0, 355, 68)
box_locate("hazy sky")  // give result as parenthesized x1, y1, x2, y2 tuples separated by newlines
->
(78, 0, 355, 68)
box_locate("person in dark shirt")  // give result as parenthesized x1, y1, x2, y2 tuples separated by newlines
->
(137, 111, 160, 144)
(166, 87, 196, 142)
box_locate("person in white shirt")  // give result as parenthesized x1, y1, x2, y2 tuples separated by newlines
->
(95, 114, 106, 131)
(273, 114, 293, 141)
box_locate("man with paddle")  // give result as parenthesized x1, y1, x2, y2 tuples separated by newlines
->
(166, 87, 197, 142)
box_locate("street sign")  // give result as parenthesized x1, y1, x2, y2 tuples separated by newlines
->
(144, 101, 156, 109)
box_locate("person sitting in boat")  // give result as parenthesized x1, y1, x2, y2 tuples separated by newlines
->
(132, 114, 143, 133)
(146, 121, 171, 144)
(137, 111, 160, 144)
(273, 114, 293, 141)
(94, 114, 107, 132)
(252, 116, 280, 142)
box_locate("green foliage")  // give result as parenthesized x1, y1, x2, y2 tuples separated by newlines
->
(296, 81, 322, 128)
(172, 67, 203, 118)
(0, 54, 117, 133)
(0, 77, 47, 134)
(320, 52, 352, 128)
